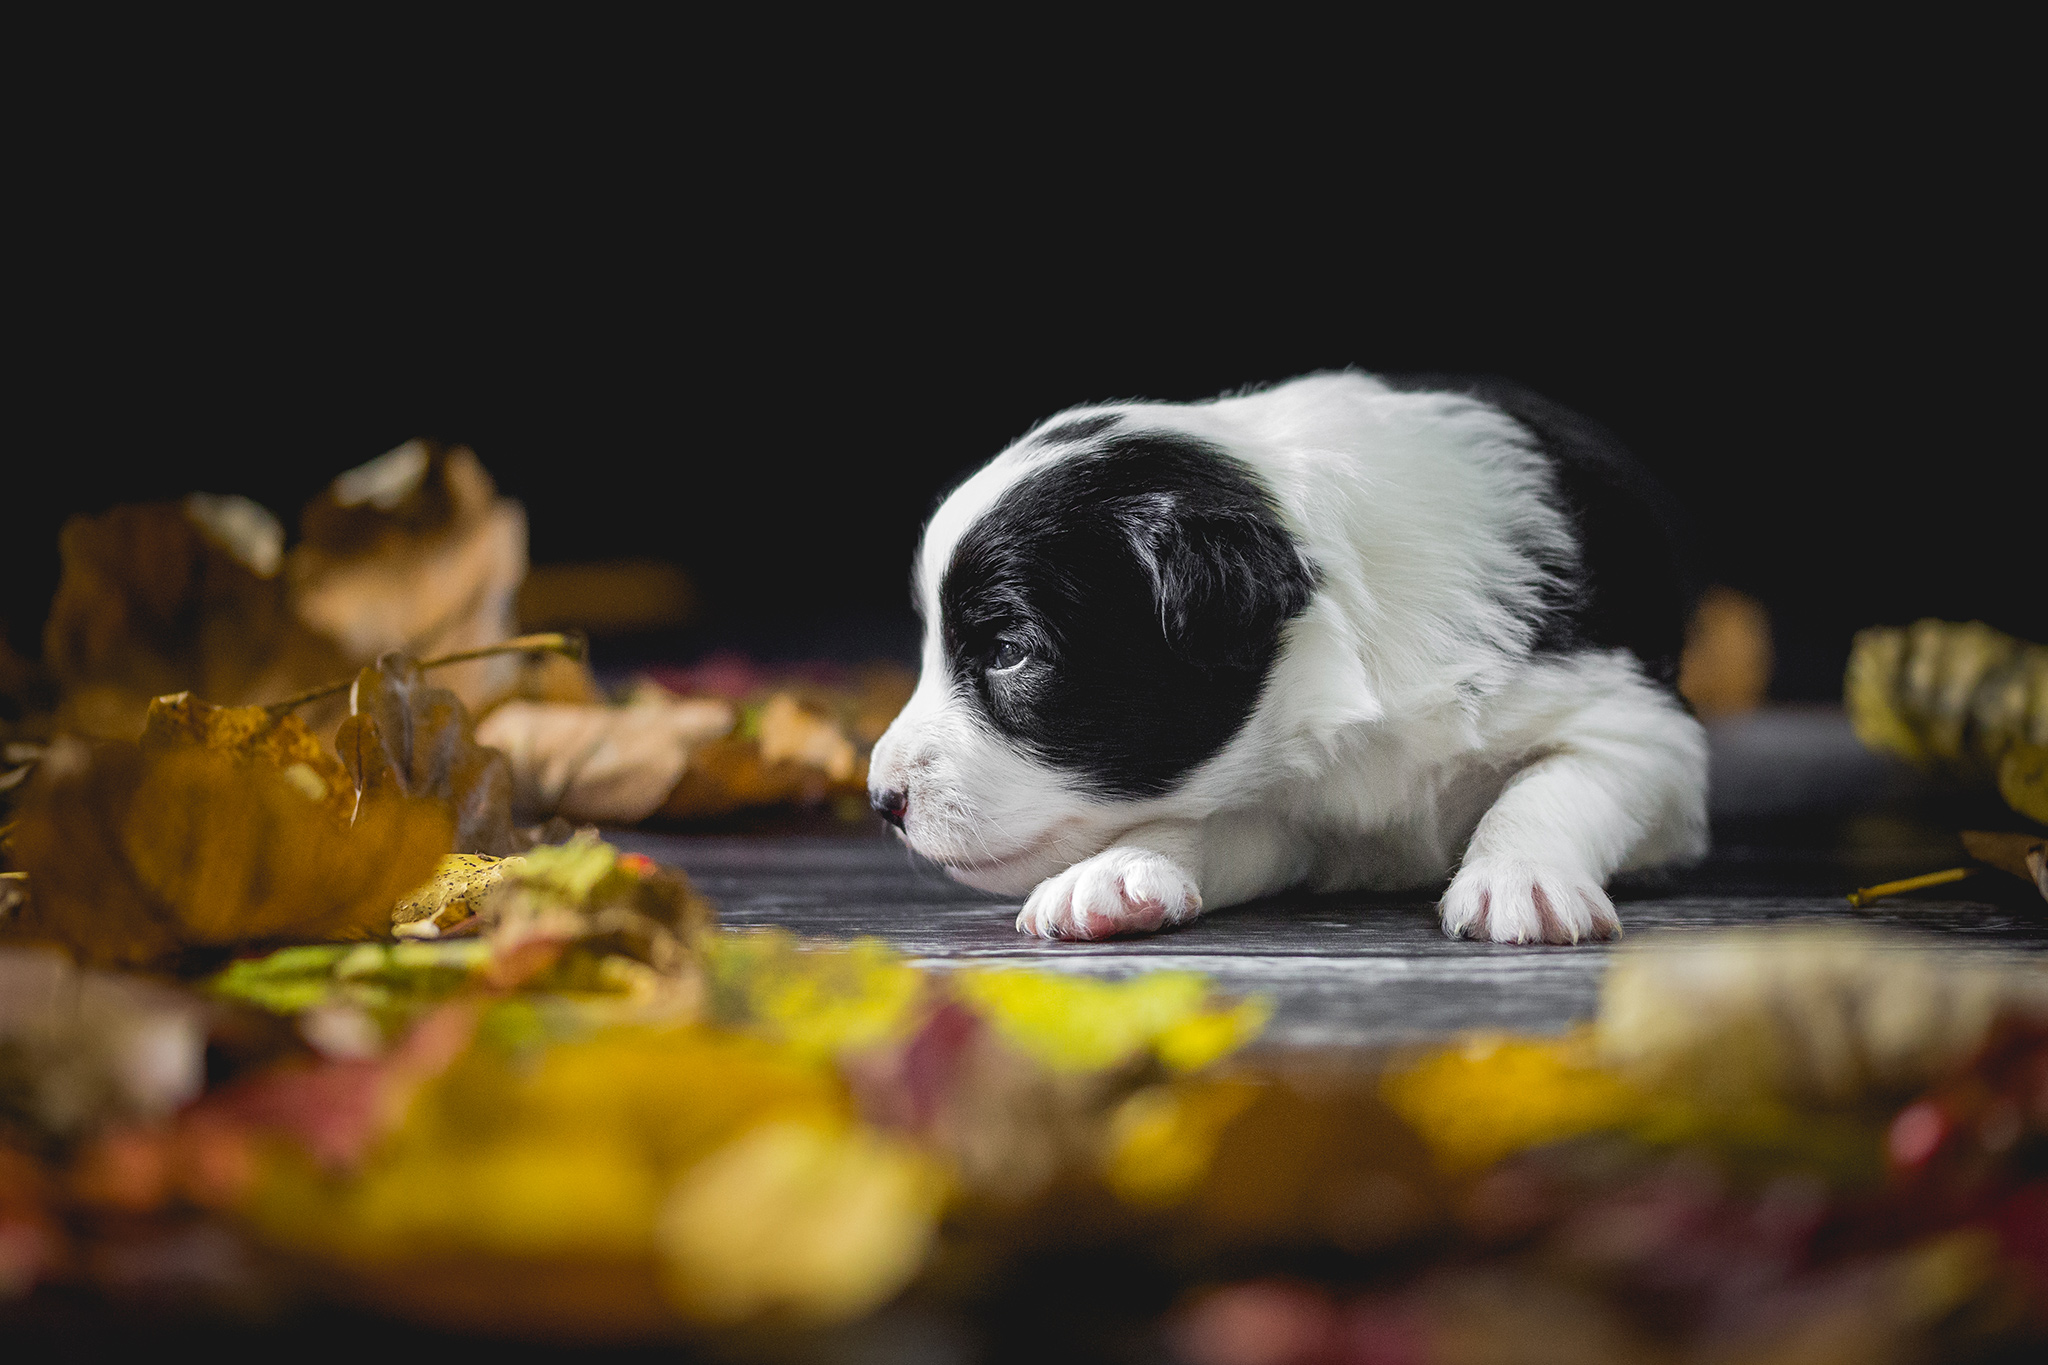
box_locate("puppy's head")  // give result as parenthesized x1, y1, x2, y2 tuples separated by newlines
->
(869, 413, 1315, 893)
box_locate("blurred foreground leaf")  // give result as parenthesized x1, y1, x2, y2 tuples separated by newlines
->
(658, 1119, 946, 1324)
(951, 968, 1271, 1075)
(2, 731, 450, 970)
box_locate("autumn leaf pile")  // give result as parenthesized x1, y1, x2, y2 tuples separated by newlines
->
(7, 907, 2048, 1359)
(0, 439, 911, 853)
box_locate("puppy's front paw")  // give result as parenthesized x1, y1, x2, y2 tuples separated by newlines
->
(1017, 848, 1202, 941)
(1440, 857, 1620, 945)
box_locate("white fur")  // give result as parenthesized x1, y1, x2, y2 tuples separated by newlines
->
(870, 372, 1709, 944)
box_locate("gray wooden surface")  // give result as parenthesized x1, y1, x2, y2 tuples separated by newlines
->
(608, 707, 2048, 1050)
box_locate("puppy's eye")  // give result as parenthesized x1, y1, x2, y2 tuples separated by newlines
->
(987, 639, 1029, 673)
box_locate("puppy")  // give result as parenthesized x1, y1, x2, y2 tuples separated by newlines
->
(867, 371, 1708, 944)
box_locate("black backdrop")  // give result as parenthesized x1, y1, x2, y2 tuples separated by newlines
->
(8, 192, 2037, 700)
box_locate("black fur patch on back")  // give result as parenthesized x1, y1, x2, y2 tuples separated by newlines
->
(1383, 374, 1699, 686)
(941, 432, 1316, 798)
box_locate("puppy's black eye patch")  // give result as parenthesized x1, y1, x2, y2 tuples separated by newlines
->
(939, 431, 1315, 798)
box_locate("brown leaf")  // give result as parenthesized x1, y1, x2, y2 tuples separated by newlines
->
(41, 500, 348, 739)
(3, 736, 451, 970)
(757, 693, 857, 782)
(140, 692, 353, 826)
(640, 665, 913, 823)
(1961, 829, 2048, 902)
(289, 442, 534, 718)
(475, 696, 734, 824)
(657, 736, 824, 821)
(336, 652, 518, 856)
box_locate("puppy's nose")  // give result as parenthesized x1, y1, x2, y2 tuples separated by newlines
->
(871, 787, 908, 830)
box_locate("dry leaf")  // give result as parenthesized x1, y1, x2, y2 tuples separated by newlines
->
(477, 834, 714, 1000)
(335, 652, 518, 857)
(140, 691, 353, 825)
(391, 855, 515, 939)
(40, 499, 347, 739)
(477, 696, 734, 824)
(637, 664, 913, 823)
(290, 442, 534, 719)
(1847, 619, 2048, 777)
(1960, 829, 2048, 901)
(756, 693, 857, 781)
(2, 736, 451, 969)
(657, 736, 826, 820)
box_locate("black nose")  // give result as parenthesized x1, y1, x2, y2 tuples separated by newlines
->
(872, 788, 908, 830)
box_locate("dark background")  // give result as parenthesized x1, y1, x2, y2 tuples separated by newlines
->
(7, 153, 2035, 701)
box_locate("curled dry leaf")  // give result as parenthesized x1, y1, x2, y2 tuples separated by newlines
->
(292, 442, 535, 718)
(1960, 829, 2048, 902)
(335, 652, 519, 857)
(757, 693, 856, 780)
(2, 733, 451, 970)
(391, 854, 515, 939)
(476, 695, 735, 825)
(1846, 619, 2048, 781)
(41, 498, 348, 739)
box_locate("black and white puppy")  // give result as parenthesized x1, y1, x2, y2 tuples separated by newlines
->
(868, 371, 1707, 944)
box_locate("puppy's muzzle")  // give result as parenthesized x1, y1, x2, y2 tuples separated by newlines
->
(871, 787, 908, 830)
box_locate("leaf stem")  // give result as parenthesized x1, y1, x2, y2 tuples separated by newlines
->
(262, 632, 589, 717)
(1846, 866, 1974, 908)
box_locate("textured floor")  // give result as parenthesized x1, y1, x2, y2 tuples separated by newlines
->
(610, 706, 2048, 1051)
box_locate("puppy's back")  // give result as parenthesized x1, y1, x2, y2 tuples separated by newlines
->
(1382, 374, 1697, 686)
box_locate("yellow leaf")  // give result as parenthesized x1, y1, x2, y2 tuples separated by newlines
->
(1103, 1078, 1262, 1208)
(1380, 1033, 1644, 1174)
(706, 929, 925, 1060)
(951, 968, 1267, 1074)
(658, 1120, 945, 1324)
(391, 854, 515, 938)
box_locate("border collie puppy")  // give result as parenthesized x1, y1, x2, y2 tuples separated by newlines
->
(868, 372, 1707, 944)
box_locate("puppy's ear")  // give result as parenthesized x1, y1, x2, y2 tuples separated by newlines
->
(1126, 495, 1316, 670)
